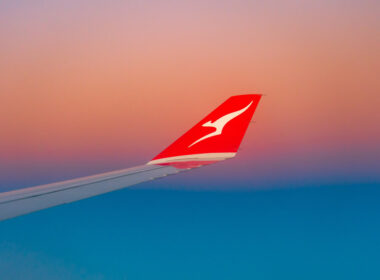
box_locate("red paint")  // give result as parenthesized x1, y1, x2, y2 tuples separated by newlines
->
(151, 94, 262, 161)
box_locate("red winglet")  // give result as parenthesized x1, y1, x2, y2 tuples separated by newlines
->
(147, 94, 262, 167)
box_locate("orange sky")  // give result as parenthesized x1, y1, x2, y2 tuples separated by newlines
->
(0, 0, 378, 188)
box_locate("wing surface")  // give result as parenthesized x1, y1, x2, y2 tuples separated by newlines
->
(0, 94, 261, 221)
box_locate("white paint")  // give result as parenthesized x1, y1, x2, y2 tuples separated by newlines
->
(188, 101, 253, 147)
(147, 152, 236, 165)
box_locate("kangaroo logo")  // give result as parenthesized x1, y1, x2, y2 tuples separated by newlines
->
(188, 101, 253, 148)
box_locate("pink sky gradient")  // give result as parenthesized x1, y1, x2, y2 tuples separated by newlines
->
(0, 0, 378, 190)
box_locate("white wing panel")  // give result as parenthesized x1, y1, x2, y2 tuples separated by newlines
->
(0, 165, 179, 221)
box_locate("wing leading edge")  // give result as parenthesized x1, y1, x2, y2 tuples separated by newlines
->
(0, 94, 262, 221)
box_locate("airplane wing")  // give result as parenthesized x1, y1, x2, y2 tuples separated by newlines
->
(0, 94, 262, 221)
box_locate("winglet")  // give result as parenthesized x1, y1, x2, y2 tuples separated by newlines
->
(147, 94, 262, 168)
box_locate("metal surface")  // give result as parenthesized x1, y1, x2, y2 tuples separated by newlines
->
(0, 165, 180, 221)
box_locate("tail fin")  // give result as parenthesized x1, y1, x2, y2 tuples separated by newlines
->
(147, 94, 262, 168)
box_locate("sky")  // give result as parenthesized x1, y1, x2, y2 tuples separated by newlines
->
(0, 0, 379, 279)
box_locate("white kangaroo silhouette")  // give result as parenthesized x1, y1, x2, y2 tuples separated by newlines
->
(188, 101, 253, 148)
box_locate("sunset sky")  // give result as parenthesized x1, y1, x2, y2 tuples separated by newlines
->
(1, 0, 378, 191)
(0, 0, 379, 279)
